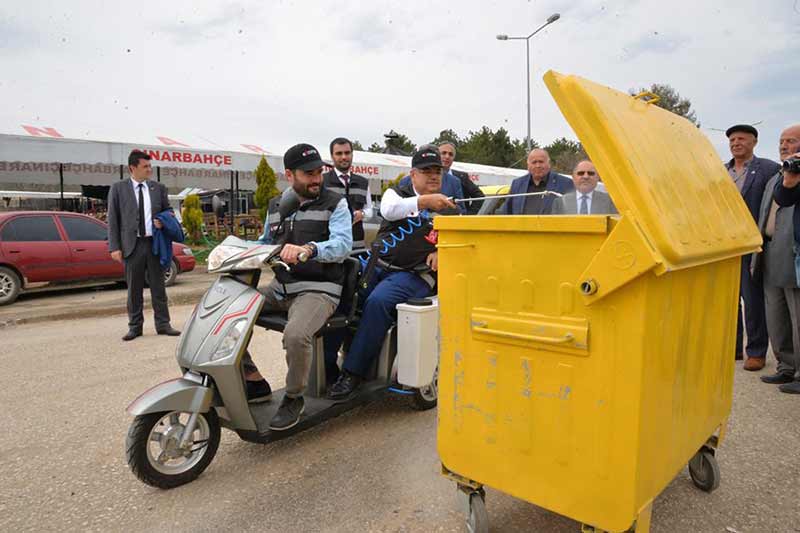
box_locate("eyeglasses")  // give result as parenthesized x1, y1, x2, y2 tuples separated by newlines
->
(576, 171, 596, 176)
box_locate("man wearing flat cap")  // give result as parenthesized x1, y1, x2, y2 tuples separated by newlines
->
(725, 124, 781, 371)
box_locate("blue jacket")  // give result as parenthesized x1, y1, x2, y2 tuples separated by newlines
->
(399, 172, 466, 213)
(153, 209, 185, 268)
(503, 171, 575, 215)
(726, 156, 781, 223)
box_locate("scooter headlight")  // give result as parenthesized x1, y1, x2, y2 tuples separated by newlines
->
(207, 245, 241, 272)
(211, 318, 248, 361)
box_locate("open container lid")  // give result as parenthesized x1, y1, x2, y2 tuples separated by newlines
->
(544, 70, 761, 273)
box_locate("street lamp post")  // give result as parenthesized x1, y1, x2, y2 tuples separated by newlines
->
(497, 13, 561, 152)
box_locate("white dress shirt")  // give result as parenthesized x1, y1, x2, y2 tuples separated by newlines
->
(130, 177, 153, 237)
(380, 185, 421, 221)
(334, 168, 373, 219)
(577, 189, 594, 215)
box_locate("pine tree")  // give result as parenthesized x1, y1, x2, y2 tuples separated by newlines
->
(253, 156, 279, 222)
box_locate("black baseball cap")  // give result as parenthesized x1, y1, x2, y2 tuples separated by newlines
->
(284, 143, 325, 171)
(726, 124, 758, 139)
(411, 144, 443, 169)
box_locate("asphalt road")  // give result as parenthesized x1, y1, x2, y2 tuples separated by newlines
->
(1, 304, 798, 533)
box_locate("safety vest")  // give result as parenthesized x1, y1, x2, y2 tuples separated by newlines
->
(269, 188, 345, 299)
(323, 170, 368, 250)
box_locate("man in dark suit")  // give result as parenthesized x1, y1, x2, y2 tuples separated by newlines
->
(552, 160, 617, 215)
(725, 124, 781, 370)
(323, 137, 372, 250)
(107, 150, 180, 341)
(503, 148, 574, 215)
(439, 142, 484, 214)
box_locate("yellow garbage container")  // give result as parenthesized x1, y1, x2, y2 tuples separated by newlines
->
(436, 71, 762, 533)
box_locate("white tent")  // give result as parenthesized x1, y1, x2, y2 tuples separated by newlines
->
(0, 124, 526, 194)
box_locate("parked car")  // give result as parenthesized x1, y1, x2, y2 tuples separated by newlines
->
(0, 211, 195, 305)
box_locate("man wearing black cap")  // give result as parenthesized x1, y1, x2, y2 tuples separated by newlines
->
(243, 143, 352, 430)
(327, 145, 457, 400)
(725, 124, 781, 370)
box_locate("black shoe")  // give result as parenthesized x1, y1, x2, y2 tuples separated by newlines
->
(778, 381, 800, 394)
(246, 379, 273, 403)
(157, 326, 181, 336)
(760, 372, 795, 385)
(122, 329, 142, 341)
(327, 371, 362, 401)
(269, 395, 305, 430)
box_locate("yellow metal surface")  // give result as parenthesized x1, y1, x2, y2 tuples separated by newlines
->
(436, 71, 759, 532)
(544, 70, 761, 272)
(478, 184, 510, 196)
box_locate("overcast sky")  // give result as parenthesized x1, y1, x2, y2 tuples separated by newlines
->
(1, 0, 798, 162)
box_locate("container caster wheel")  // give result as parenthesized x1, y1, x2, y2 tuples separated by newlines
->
(459, 486, 488, 533)
(688, 447, 720, 492)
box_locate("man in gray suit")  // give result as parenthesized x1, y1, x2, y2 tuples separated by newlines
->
(753, 124, 800, 386)
(107, 150, 180, 341)
(552, 160, 617, 215)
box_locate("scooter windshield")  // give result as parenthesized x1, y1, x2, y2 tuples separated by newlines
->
(207, 236, 279, 273)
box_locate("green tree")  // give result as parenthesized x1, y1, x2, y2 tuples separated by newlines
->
(253, 156, 279, 221)
(351, 140, 364, 151)
(367, 130, 416, 155)
(630, 83, 699, 125)
(458, 126, 521, 167)
(381, 171, 406, 194)
(543, 137, 586, 173)
(430, 129, 462, 148)
(181, 194, 204, 243)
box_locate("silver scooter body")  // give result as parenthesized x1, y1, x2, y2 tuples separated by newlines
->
(125, 236, 432, 489)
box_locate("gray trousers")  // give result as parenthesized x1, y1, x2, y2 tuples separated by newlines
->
(244, 280, 337, 397)
(124, 237, 170, 331)
(764, 283, 800, 377)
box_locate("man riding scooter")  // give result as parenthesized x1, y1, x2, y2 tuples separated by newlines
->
(327, 144, 458, 400)
(245, 143, 352, 430)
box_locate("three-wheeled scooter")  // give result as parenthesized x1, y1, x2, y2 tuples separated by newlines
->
(125, 234, 439, 489)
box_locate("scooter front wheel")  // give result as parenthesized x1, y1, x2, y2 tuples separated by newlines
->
(409, 366, 438, 411)
(126, 410, 221, 489)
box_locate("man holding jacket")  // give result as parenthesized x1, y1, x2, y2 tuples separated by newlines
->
(107, 150, 180, 341)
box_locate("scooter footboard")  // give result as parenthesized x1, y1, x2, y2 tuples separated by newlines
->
(127, 377, 214, 416)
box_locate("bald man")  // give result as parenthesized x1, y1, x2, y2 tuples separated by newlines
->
(503, 149, 574, 215)
(760, 124, 800, 393)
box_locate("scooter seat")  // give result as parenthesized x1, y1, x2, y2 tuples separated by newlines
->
(256, 312, 354, 334)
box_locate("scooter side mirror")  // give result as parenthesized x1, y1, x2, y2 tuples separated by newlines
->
(278, 187, 301, 220)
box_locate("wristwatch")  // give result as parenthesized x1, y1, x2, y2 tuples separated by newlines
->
(305, 243, 318, 259)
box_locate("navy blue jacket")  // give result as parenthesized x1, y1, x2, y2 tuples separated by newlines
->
(773, 179, 800, 247)
(153, 209, 185, 268)
(398, 173, 466, 213)
(727, 156, 781, 222)
(503, 171, 575, 215)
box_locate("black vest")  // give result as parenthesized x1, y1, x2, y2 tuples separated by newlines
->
(269, 188, 345, 298)
(375, 182, 458, 270)
(323, 170, 369, 250)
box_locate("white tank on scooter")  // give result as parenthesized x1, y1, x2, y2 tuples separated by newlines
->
(396, 297, 439, 388)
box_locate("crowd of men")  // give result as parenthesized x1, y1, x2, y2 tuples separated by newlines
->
(109, 121, 800, 431)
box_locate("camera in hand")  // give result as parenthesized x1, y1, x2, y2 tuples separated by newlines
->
(783, 158, 800, 174)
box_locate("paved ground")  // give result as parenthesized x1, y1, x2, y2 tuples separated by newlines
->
(1, 302, 799, 533)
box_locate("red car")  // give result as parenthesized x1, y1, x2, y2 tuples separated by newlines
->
(0, 211, 195, 305)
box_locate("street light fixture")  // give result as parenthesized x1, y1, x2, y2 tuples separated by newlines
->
(496, 13, 561, 151)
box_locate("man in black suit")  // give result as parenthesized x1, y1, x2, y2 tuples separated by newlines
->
(439, 142, 484, 214)
(107, 150, 180, 341)
(322, 137, 372, 250)
(725, 124, 781, 370)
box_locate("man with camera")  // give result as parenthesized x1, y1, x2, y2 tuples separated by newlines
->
(772, 124, 800, 394)
(753, 125, 800, 391)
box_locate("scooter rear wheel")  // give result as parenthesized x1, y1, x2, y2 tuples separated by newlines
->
(126, 410, 220, 489)
(409, 366, 438, 411)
